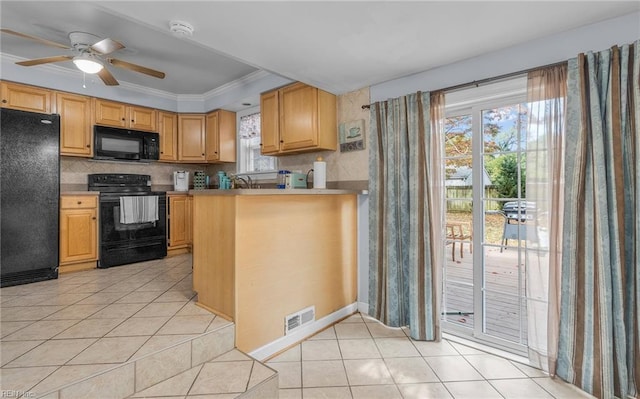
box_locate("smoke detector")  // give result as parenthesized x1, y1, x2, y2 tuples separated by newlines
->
(169, 20, 194, 37)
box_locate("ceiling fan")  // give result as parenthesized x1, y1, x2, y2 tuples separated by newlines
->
(1, 29, 166, 86)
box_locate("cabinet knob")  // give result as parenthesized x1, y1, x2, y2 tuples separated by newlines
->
(92, 217, 97, 220)
(160, 151, 164, 154)
(1, 99, 6, 103)
(201, 153, 205, 156)
(131, 119, 135, 122)
(121, 118, 126, 121)
(86, 144, 90, 148)
(77, 201, 82, 205)
(280, 140, 284, 143)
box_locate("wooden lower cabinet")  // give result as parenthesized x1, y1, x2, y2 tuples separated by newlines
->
(167, 194, 192, 255)
(59, 194, 98, 273)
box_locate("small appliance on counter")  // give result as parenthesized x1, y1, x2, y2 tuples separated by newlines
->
(285, 172, 308, 189)
(173, 171, 189, 191)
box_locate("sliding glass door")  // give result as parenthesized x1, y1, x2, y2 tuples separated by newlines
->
(442, 80, 532, 354)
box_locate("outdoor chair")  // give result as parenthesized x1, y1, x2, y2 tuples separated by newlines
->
(446, 221, 472, 261)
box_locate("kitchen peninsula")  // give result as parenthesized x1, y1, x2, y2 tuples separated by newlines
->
(190, 189, 358, 353)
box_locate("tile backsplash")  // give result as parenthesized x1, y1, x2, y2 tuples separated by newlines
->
(61, 157, 215, 188)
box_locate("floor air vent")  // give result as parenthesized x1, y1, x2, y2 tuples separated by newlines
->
(285, 306, 315, 335)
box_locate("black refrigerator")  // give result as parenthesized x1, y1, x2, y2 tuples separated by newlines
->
(1, 108, 60, 287)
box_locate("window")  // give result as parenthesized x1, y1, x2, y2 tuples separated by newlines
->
(236, 106, 277, 176)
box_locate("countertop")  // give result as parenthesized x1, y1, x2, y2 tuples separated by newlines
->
(60, 191, 99, 196)
(189, 188, 367, 196)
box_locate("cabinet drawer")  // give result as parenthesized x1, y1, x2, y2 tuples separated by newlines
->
(61, 195, 98, 209)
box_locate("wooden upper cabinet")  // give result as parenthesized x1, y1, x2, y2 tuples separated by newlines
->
(178, 114, 206, 162)
(205, 111, 219, 162)
(129, 105, 157, 131)
(206, 109, 236, 163)
(158, 111, 178, 161)
(260, 90, 280, 155)
(93, 98, 127, 127)
(57, 92, 92, 157)
(260, 82, 336, 155)
(1, 81, 52, 114)
(93, 99, 156, 131)
(280, 83, 320, 151)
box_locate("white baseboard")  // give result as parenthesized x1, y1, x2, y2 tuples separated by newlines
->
(248, 302, 358, 361)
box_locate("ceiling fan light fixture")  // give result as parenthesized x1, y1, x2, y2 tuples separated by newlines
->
(73, 54, 103, 74)
(169, 20, 194, 37)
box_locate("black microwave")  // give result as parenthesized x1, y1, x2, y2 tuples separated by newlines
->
(93, 125, 160, 162)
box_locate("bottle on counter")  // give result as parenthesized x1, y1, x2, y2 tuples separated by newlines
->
(277, 170, 290, 189)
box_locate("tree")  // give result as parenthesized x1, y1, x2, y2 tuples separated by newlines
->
(486, 153, 526, 205)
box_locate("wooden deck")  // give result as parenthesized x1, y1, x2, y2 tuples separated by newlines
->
(443, 242, 528, 346)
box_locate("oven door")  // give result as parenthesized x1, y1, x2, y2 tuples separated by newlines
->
(98, 191, 167, 268)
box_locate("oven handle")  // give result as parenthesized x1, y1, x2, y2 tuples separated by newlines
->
(100, 193, 166, 202)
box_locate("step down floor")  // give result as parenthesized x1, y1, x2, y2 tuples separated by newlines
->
(129, 349, 278, 399)
(1, 254, 277, 398)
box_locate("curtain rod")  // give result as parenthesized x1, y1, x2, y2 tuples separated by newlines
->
(361, 60, 568, 109)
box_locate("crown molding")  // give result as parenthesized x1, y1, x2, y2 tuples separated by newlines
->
(175, 70, 274, 103)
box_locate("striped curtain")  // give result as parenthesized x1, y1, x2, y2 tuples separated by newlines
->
(368, 91, 444, 341)
(558, 40, 639, 398)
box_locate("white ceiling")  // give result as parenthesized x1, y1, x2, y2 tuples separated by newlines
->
(1, 1, 639, 100)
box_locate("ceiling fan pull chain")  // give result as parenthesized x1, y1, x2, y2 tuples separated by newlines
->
(82, 72, 87, 89)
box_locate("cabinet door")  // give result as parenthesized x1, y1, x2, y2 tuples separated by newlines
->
(178, 114, 206, 162)
(218, 110, 236, 163)
(129, 106, 157, 131)
(279, 83, 318, 152)
(57, 92, 92, 157)
(168, 195, 190, 248)
(187, 196, 193, 245)
(158, 111, 178, 161)
(60, 208, 98, 264)
(1, 82, 52, 114)
(93, 99, 127, 127)
(205, 111, 220, 162)
(260, 90, 280, 154)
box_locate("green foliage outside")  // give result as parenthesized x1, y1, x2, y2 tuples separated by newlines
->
(485, 153, 526, 205)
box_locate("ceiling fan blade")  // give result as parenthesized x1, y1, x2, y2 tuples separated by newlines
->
(97, 68, 119, 86)
(1, 29, 70, 50)
(108, 58, 165, 79)
(91, 38, 124, 55)
(16, 55, 73, 66)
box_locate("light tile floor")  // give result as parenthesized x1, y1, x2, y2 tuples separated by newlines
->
(267, 314, 596, 399)
(0, 254, 240, 398)
(1, 254, 595, 399)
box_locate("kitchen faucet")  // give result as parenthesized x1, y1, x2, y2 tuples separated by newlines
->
(232, 175, 253, 189)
